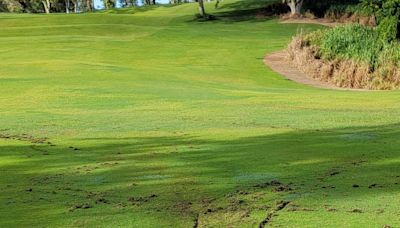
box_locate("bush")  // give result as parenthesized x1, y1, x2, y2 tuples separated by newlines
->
(379, 42, 400, 67)
(360, 0, 400, 40)
(377, 16, 398, 42)
(318, 24, 382, 67)
(303, 24, 400, 69)
(289, 25, 400, 89)
(303, 0, 360, 17)
(0, 0, 22, 12)
(325, 4, 368, 17)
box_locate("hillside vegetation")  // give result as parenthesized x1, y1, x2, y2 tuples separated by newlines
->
(287, 0, 400, 89)
(288, 25, 400, 89)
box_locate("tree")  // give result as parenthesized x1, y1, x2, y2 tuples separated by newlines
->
(215, 0, 221, 9)
(42, 0, 51, 13)
(361, 0, 400, 40)
(65, 0, 70, 13)
(0, 0, 23, 12)
(282, 0, 304, 15)
(103, 0, 115, 9)
(197, 0, 205, 17)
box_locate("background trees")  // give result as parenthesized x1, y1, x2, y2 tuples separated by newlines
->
(197, 0, 205, 17)
(361, 0, 400, 40)
(0, 0, 93, 13)
(282, 0, 304, 15)
(0, 0, 23, 12)
(0, 0, 193, 13)
(0, 0, 398, 37)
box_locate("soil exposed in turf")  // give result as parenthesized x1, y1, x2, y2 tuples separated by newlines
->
(264, 51, 370, 91)
(280, 18, 339, 27)
(264, 51, 341, 90)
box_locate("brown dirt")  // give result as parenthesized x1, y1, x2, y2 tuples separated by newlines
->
(0, 132, 52, 145)
(280, 18, 339, 27)
(69, 203, 92, 212)
(264, 51, 354, 90)
(259, 200, 291, 227)
(348, 208, 363, 213)
(326, 207, 338, 212)
(280, 13, 376, 27)
(287, 204, 314, 212)
(128, 194, 157, 205)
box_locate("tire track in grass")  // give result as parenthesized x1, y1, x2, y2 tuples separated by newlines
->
(259, 200, 291, 227)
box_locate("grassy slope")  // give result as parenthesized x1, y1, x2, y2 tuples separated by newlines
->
(0, 1, 400, 227)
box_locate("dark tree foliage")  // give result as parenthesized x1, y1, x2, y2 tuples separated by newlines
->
(361, 0, 400, 40)
(303, 0, 360, 17)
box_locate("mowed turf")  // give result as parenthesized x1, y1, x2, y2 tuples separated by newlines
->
(1, 1, 400, 227)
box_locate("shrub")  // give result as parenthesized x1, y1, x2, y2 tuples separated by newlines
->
(379, 42, 400, 67)
(360, 0, 400, 40)
(325, 4, 368, 17)
(291, 24, 400, 89)
(0, 0, 22, 12)
(318, 24, 382, 67)
(377, 16, 398, 42)
(303, 0, 360, 17)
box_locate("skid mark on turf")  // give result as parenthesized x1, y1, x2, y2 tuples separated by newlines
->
(259, 200, 291, 227)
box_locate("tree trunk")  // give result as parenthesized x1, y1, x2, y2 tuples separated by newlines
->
(73, 0, 77, 13)
(295, 0, 303, 14)
(65, 0, 70, 13)
(86, 0, 93, 11)
(215, 0, 221, 9)
(42, 0, 50, 13)
(287, 0, 303, 15)
(198, 0, 205, 17)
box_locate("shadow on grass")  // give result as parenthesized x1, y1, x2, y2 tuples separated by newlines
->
(219, 0, 280, 10)
(96, 4, 180, 15)
(190, 0, 289, 23)
(1, 124, 400, 225)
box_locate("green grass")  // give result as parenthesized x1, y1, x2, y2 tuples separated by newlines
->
(306, 24, 400, 69)
(1, 1, 400, 227)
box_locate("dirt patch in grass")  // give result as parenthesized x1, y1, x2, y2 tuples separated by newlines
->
(348, 208, 363, 213)
(280, 12, 376, 27)
(259, 200, 291, 227)
(253, 180, 293, 192)
(280, 17, 339, 27)
(0, 132, 53, 145)
(264, 50, 354, 90)
(287, 204, 314, 212)
(194, 180, 294, 227)
(128, 194, 158, 206)
(69, 203, 92, 212)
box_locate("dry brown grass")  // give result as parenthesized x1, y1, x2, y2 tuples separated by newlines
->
(286, 36, 400, 90)
(324, 12, 376, 27)
(281, 11, 376, 27)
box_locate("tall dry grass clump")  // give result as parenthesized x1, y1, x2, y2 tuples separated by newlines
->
(287, 24, 400, 90)
(323, 4, 376, 26)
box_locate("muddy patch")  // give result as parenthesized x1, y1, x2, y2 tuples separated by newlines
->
(259, 200, 291, 227)
(253, 180, 293, 192)
(128, 194, 158, 206)
(0, 132, 53, 145)
(69, 203, 92, 212)
(348, 208, 363, 213)
(287, 204, 314, 212)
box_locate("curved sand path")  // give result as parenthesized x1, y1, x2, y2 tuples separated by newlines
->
(264, 51, 337, 90)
